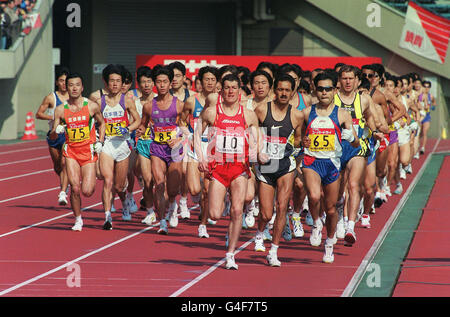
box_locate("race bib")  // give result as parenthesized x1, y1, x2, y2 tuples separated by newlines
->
(262, 135, 287, 160)
(67, 126, 90, 143)
(140, 127, 152, 140)
(308, 128, 335, 152)
(154, 125, 177, 144)
(105, 121, 127, 136)
(216, 131, 244, 154)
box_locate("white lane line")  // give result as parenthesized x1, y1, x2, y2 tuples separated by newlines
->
(0, 204, 197, 296)
(341, 138, 441, 297)
(0, 156, 49, 167)
(0, 146, 48, 156)
(0, 169, 53, 182)
(0, 190, 144, 238)
(0, 187, 60, 204)
(169, 238, 254, 297)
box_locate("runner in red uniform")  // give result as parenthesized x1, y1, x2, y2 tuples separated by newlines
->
(50, 73, 105, 231)
(196, 73, 259, 270)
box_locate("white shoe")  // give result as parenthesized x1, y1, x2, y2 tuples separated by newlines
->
(142, 212, 156, 225)
(225, 253, 238, 270)
(58, 191, 68, 206)
(414, 152, 420, 160)
(251, 203, 259, 217)
(361, 214, 371, 228)
(406, 164, 413, 174)
(71, 219, 83, 231)
(179, 202, 190, 219)
(207, 218, 217, 225)
(336, 217, 345, 239)
(384, 186, 392, 197)
(254, 237, 266, 252)
(168, 202, 179, 228)
(323, 243, 334, 264)
(344, 228, 356, 246)
(282, 214, 293, 241)
(245, 212, 255, 228)
(420, 147, 425, 155)
(292, 216, 304, 238)
(158, 219, 169, 235)
(400, 167, 406, 180)
(310, 222, 323, 247)
(370, 203, 376, 215)
(266, 252, 281, 267)
(268, 212, 276, 230)
(394, 183, 403, 195)
(198, 224, 209, 238)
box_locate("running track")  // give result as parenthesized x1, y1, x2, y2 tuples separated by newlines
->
(0, 138, 447, 297)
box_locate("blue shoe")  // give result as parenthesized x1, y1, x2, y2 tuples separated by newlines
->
(263, 227, 272, 241)
(306, 211, 314, 226)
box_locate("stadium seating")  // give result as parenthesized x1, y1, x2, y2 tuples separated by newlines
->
(380, 0, 450, 17)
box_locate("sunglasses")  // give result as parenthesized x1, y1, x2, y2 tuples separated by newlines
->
(316, 86, 334, 92)
(363, 73, 378, 79)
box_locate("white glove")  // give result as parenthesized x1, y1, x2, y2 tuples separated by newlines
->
(55, 124, 66, 134)
(341, 128, 355, 143)
(93, 141, 103, 154)
(393, 121, 402, 130)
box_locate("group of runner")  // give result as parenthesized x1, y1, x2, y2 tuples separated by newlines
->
(35, 60, 436, 269)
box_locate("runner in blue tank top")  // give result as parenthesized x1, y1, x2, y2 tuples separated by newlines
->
(35, 67, 70, 206)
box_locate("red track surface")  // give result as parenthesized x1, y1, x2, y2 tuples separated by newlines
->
(393, 151, 450, 297)
(0, 138, 443, 297)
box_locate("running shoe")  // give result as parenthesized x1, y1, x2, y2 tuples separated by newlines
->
(399, 167, 406, 180)
(111, 204, 116, 212)
(292, 216, 304, 238)
(374, 192, 383, 208)
(394, 183, 403, 195)
(263, 227, 272, 241)
(139, 197, 146, 211)
(179, 201, 190, 219)
(323, 243, 334, 264)
(103, 216, 113, 230)
(242, 213, 248, 229)
(254, 236, 266, 252)
(158, 219, 168, 235)
(268, 212, 276, 230)
(198, 224, 209, 238)
(370, 203, 376, 215)
(361, 214, 371, 228)
(225, 233, 229, 248)
(414, 152, 420, 160)
(141, 211, 156, 225)
(71, 219, 83, 232)
(310, 222, 323, 247)
(168, 202, 179, 228)
(208, 218, 217, 225)
(420, 147, 425, 155)
(344, 228, 356, 246)
(282, 215, 293, 241)
(126, 193, 138, 213)
(384, 186, 392, 197)
(122, 209, 132, 221)
(251, 201, 260, 217)
(305, 211, 314, 226)
(406, 164, 413, 174)
(225, 253, 238, 270)
(222, 195, 231, 217)
(245, 211, 255, 228)
(58, 191, 68, 206)
(266, 252, 281, 267)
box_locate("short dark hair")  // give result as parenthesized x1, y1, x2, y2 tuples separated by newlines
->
(256, 62, 277, 78)
(65, 72, 84, 87)
(361, 64, 374, 72)
(221, 73, 240, 88)
(168, 61, 186, 76)
(237, 66, 251, 86)
(219, 65, 239, 79)
(102, 64, 124, 83)
(298, 79, 310, 93)
(152, 65, 174, 82)
(423, 80, 431, 87)
(334, 63, 346, 71)
(55, 67, 70, 81)
(136, 66, 152, 83)
(198, 66, 219, 82)
(338, 64, 357, 78)
(120, 66, 133, 85)
(250, 69, 273, 88)
(274, 74, 296, 91)
(314, 71, 338, 88)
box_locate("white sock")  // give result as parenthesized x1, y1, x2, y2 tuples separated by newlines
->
(105, 211, 111, 220)
(292, 212, 300, 218)
(180, 196, 187, 205)
(325, 237, 334, 246)
(75, 215, 82, 222)
(256, 230, 263, 240)
(314, 219, 322, 228)
(344, 216, 349, 223)
(348, 220, 355, 231)
(270, 243, 278, 254)
(147, 207, 154, 215)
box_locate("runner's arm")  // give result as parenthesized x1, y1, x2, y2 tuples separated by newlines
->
(292, 108, 305, 148)
(136, 101, 152, 138)
(90, 101, 105, 143)
(125, 97, 141, 132)
(35, 94, 54, 121)
(339, 109, 359, 148)
(49, 106, 64, 140)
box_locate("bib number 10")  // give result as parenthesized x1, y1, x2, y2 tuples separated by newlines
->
(216, 134, 244, 154)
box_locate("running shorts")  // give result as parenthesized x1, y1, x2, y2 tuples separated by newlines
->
(397, 127, 410, 146)
(421, 112, 431, 124)
(102, 138, 131, 162)
(149, 141, 184, 166)
(301, 155, 340, 186)
(46, 131, 66, 150)
(63, 143, 98, 166)
(340, 138, 371, 170)
(208, 162, 250, 188)
(254, 157, 296, 187)
(137, 138, 153, 160)
(389, 130, 398, 145)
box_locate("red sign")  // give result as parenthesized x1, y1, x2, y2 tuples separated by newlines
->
(136, 55, 383, 80)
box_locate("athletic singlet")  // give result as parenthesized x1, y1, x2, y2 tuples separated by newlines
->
(209, 97, 248, 165)
(170, 88, 190, 102)
(61, 98, 96, 147)
(260, 102, 295, 162)
(135, 98, 153, 141)
(151, 96, 179, 144)
(334, 92, 365, 138)
(304, 105, 342, 161)
(418, 93, 432, 113)
(296, 92, 307, 111)
(101, 94, 130, 140)
(401, 95, 410, 122)
(46, 92, 65, 130)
